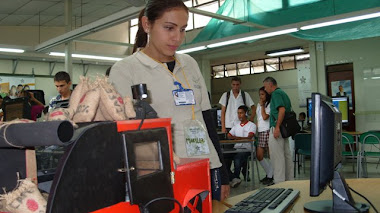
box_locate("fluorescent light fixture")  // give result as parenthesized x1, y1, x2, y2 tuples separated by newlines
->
(266, 47, 304, 57)
(49, 52, 123, 61)
(0, 48, 25, 53)
(301, 11, 380, 30)
(207, 28, 298, 48)
(177, 46, 207, 54)
(372, 76, 380, 80)
(49, 52, 65, 57)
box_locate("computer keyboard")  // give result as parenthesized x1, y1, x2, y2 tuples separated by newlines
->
(225, 188, 300, 213)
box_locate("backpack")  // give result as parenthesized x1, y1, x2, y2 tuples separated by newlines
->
(225, 90, 246, 109)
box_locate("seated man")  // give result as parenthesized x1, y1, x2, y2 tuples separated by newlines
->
(224, 105, 256, 188)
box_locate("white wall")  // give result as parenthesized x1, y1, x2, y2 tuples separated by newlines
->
(321, 37, 380, 132)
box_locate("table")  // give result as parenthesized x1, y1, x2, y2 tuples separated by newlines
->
(212, 178, 380, 213)
(219, 139, 259, 185)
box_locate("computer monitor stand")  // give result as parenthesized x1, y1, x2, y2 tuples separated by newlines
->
(304, 171, 370, 213)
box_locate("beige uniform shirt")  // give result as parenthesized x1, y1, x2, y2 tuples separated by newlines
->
(109, 51, 222, 169)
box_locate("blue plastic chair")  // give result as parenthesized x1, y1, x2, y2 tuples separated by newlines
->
(342, 132, 358, 172)
(293, 133, 312, 177)
(357, 131, 380, 178)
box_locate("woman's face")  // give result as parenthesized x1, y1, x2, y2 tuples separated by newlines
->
(143, 8, 188, 62)
(259, 90, 267, 102)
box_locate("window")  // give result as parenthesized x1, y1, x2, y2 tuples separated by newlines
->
(237, 62, 250, 75)
(194, 1, 219, 28)
(252, 60, 265, 74)
(265, 58, 279, 72)
(225, 63, 237, 77)
(212, 54, 308, 78)
(213, 65, 224, 78)
(280, 56, 296, 70)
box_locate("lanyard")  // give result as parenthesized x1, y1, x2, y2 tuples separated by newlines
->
(141, 51, 196, 120)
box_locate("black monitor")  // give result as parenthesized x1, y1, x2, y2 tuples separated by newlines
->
(306, 96, 349, 124)
(304, 93, 369, 213)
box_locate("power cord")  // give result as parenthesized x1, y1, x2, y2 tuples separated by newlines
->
(348, 186, 379, 213)
(142, 197, 183, 213)
(137, 100, 145, 131)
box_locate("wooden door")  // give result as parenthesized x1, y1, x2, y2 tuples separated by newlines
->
(326, 63, 355, 131)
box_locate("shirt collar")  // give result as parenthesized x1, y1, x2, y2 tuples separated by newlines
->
(135, 51, 187, 72)
(229, 89, 242, 97)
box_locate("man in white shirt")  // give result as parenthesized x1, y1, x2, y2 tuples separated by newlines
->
(219, 77, 256, 133)
(225, 105, 256, 188)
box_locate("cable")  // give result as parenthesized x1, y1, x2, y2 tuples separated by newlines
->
(328, 184, 361, 213)
(349, 186, 379, 213)
(142, 197, 183, 213)
(137, 100, 145, 131)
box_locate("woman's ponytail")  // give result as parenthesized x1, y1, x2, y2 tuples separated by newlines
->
(132, 8, 147, 53)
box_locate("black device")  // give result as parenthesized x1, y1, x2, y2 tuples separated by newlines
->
(3, 97, 31, 121)
(122, 127, 173, 213)
(304, 93, 369, 213)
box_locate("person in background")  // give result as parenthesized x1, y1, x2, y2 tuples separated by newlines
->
(298, 112, 309, 131)
(9, 85, 17, 99)
(219, 77, 256, 133)
(298, 112, 306, 121)
(336, 85, 347, 97)
(109, 0, 230, 201)
(263, 76, 294, 184)
(225, 105, 256, 188)
(48, 71, 72, 112)
(256, 87, 274, 185)
(18, 89, 45, 121)
(16, 84, 23, 95)
(23, 85, 30, 90)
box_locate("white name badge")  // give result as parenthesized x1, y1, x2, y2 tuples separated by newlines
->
(172, 89, 196, 106)
(184, 119, 210, 156)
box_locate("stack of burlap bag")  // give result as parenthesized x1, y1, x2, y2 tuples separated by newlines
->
(0, 77, 137, 213)
(0, 178, 47, 213)
(47, 76, 136, 123)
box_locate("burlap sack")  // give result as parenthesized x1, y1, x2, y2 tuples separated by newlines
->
(97, 78, 126, 121)
(123, 96, 136, 119)
(72, 88, 100, 123)
(0, 178, 46, 213)
(93, 106, 106, 121)
(69, 76, 89, 111)
(47, 108, 75, 121)
(0, 198, 8, 212)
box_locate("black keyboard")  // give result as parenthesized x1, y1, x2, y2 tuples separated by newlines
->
(225, 188, 300, 213)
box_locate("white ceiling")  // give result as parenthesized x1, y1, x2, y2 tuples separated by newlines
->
(0, 0, 136, 27)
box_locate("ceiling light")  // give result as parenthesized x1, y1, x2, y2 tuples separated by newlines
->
(207, 28, 298, 48)
(300, 11, 380, 30)
(0, 48, 25, 53)
(266, 47, 304, 57)
(49, 52, 123, 61)
(177, 46, 207, 54)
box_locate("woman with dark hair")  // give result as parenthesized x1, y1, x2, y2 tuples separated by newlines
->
(109, 0, 230, 201)
(256, 86, 274, 185)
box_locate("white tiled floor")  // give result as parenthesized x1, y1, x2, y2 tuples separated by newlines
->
(229, 157, 380, 197)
